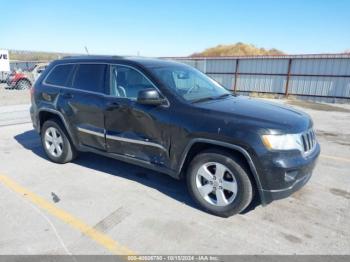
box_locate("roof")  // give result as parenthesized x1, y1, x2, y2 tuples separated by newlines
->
(60, 55, 185, 68)
(62, 55, 125, 60)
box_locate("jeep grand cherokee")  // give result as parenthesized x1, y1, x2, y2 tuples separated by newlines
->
(30, 56, 320, 217)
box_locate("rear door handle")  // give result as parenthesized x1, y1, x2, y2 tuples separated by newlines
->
(106, 102, 120, 110)
(62, 93, 73, 99)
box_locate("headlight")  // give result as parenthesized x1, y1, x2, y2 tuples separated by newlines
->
(261, 134, 303, 151)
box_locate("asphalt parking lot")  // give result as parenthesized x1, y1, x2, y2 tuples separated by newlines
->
(0, 85, 349, 255)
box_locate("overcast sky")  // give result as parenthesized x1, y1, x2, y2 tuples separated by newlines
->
(1, 0, 349, 56)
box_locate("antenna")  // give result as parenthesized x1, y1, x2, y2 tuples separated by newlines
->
(84, 46, 90, 55)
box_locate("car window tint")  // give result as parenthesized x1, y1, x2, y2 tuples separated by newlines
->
(45, 64, 74, 86)
(110, 65, 154, 99)
(73, 64, 106, 93)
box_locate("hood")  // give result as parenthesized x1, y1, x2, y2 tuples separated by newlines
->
(193, 96, 312, 133)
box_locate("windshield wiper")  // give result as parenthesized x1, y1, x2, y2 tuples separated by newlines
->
(190, 97, 216, 104)
(191, 93, 232, 104)
(214, 93, 232, 99)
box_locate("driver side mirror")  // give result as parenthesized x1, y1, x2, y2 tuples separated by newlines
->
(137, 88, 167, 106)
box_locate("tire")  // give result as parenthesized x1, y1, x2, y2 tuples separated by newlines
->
(187, 149, 253, 217)
(41, 119, 77, 164)
(16, 79, 31, 90)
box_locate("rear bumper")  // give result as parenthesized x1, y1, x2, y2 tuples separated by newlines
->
(257, 144, 320, 205)
(30, 105, 39, 132)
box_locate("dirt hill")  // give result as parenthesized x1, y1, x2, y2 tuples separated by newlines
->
(191, 42, 285, 57)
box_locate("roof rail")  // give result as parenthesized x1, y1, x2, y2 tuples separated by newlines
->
(61, 55, 126, 60)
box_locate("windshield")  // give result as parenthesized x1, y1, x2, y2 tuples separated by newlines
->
(150, 65, 231, 102)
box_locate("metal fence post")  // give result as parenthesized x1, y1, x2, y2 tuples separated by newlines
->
(233, 59, 239, 93)
(285, 58, 292, 96)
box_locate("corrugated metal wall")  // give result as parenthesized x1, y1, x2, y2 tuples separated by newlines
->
(169, 55, 350, 103)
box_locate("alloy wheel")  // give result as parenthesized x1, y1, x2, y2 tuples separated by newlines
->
(44, 127, 64, 158)
(195, 162, 238, 207)
(17, 80, 30, 90)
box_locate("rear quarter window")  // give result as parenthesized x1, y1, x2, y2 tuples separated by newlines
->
(72, 64, 107, 93)
(45, 64, 75, 86)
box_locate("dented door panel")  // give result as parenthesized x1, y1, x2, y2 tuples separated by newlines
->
(105, 98, 172, 167)
(59, 89, 106, 150)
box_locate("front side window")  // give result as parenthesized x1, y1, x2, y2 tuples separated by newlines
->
(72, 64, 107, 93)
(45, 64, 74, 86)
(150, 65, 230, 102)
(109, 65, 154, 99)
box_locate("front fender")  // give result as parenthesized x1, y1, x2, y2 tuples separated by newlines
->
(177, 138, 267, 204)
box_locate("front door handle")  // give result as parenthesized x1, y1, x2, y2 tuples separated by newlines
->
(106, 102, 120, 111)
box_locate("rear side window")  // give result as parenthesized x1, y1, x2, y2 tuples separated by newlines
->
(72, 64, 106, 93)
(45, 64, 74, 86)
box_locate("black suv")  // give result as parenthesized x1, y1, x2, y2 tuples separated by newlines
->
(30, 56, 320, 217)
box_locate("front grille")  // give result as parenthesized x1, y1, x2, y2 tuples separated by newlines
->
(301, 129, 317, 154)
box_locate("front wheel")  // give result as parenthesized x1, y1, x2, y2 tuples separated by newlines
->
(187, 149, 253, 217)
(16, 79, 31, 90)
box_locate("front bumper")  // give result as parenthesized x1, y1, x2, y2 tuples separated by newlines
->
(257, 143, 320, 205)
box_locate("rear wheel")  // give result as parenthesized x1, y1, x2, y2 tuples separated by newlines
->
(41, 120, 77, 163)
(16, 79, 31, 90)
(187, 149, 253, 217)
